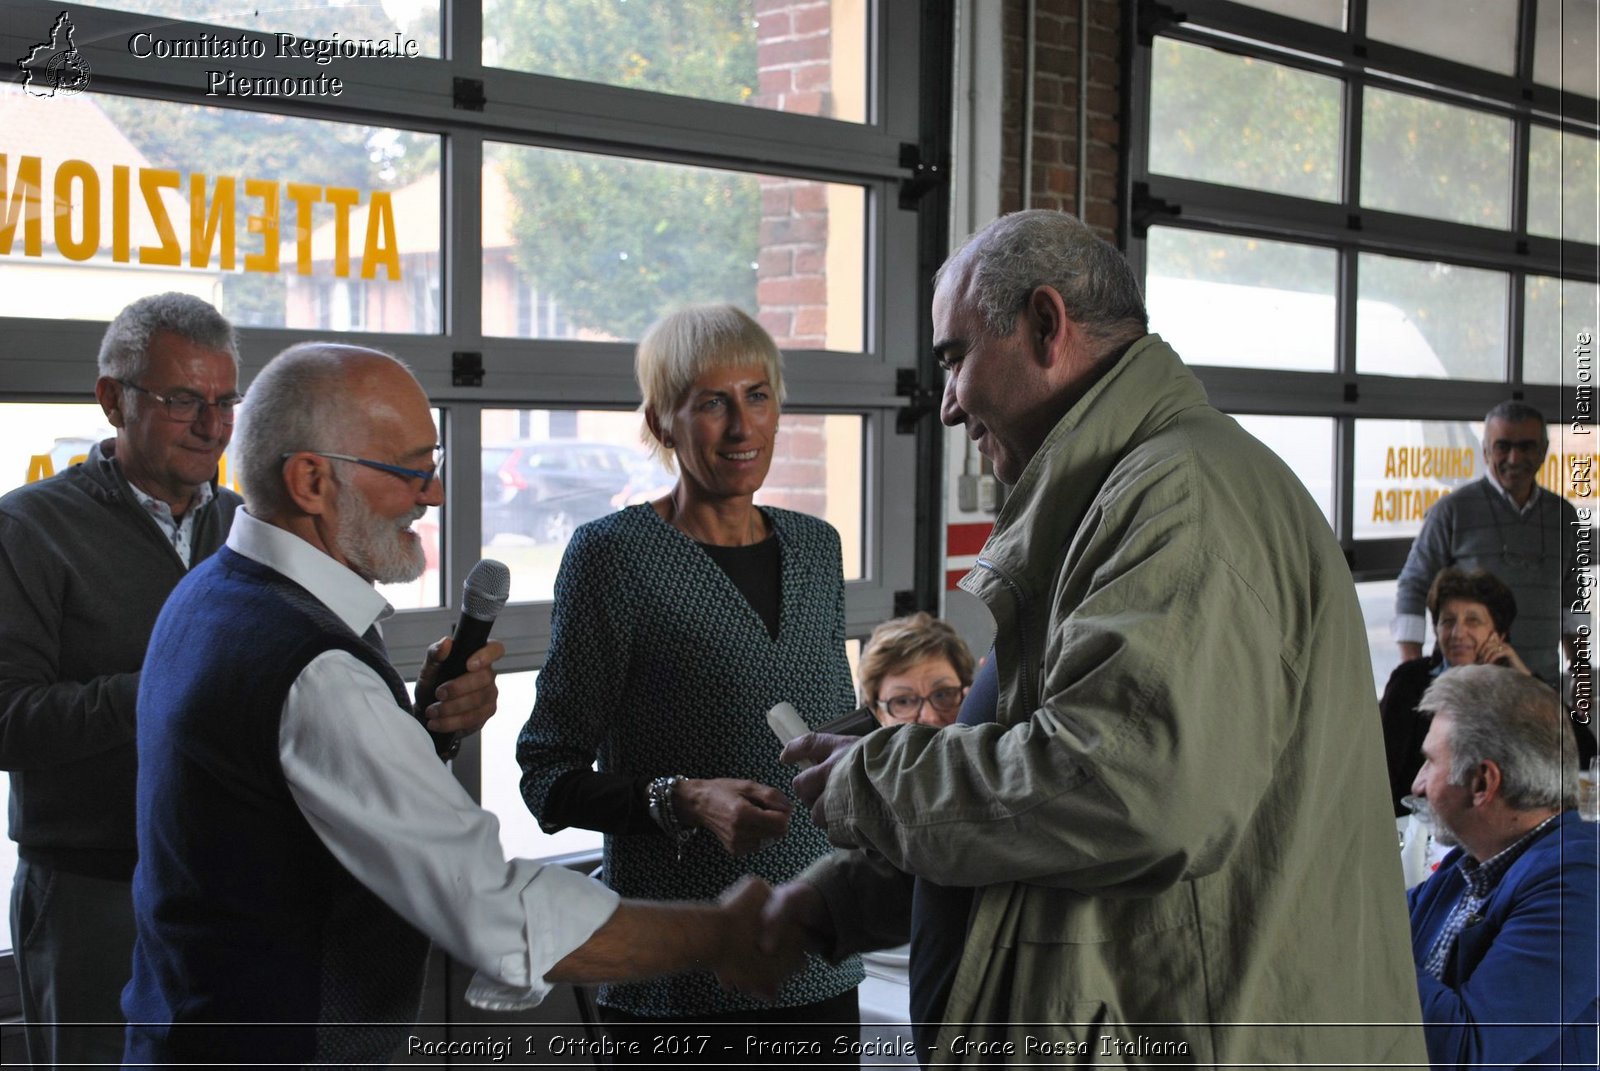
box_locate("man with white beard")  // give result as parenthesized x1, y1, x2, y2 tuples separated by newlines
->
(123, 343, 798, 1066)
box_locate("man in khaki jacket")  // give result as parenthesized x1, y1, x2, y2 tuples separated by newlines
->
(776, 210, 1427, 1066)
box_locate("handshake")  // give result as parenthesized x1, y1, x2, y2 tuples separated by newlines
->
(543, 734, 858, 1003)
(700, 732, 861, 998)
(703, 876, 835, 1001)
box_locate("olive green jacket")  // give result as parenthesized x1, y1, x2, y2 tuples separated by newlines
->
(808, 335, 1425, 1066)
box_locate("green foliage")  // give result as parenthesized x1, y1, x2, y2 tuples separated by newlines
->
(487, 0, 762, 337)
(497, 148, 759, 339)
(1149, 38, 1342, 204)
(1361, 88, 1512, 230)
(486, 0, 756, 102)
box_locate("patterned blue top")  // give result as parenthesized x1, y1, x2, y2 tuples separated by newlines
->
(518, 503, 863, 1016)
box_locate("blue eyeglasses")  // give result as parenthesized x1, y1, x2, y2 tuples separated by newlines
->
(283, 448, 444, 493)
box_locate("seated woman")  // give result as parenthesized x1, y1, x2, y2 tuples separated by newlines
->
(1380, 567, 1531, 816)
(858, 612, 975, 728)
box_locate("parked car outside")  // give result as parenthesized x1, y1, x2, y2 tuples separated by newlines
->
(482, 438, 673, 545)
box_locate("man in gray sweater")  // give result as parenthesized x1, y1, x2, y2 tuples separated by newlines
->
(0, 293, 252, 1065)
(1392, 401, 1586, 687)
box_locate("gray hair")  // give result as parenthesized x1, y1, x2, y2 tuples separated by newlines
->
(935, 210, 1148, 350)
(1484, 400, 1548, 435)
(234, 342, 405, 518)
(635, 304, 785, 473)
(1417, 665, 1577, 811)
(97, 293, 238, 387)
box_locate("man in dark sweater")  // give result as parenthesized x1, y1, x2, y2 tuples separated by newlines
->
(0, 293, 243, 1067)
(124, 342, 799, 1065)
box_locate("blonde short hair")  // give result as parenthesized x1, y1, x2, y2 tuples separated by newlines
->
(635, 304, 785, 473)
(858, 612, 976, 707)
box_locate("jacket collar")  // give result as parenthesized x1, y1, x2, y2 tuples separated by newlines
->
(960, 333, 1208, 604)
(85, 437, 223, 511)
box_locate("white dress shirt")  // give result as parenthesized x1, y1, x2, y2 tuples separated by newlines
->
(225, 510, 619, 1008)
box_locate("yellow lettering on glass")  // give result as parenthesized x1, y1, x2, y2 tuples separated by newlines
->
(190, 174, 237, 270)
(138, 168, 182, 266)
(361, 191, 399, 280)
(0, 156, 405, 280)
(244, 177, 279, 274)
(324, 186, 360, 278)
(285, 183, 322, 275)
(53, 159, 99, 261)
(0, 154, 44, 256)
(1371, 487, 1447, 524)
(26, 454, 53, 483)
(112, 164, 131, 262)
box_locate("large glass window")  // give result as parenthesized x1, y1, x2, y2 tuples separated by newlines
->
(483, 144, 866, 349)
(1525, 276, 1600, 386)
(0, 0, 932, 1013)
(2, 92, 441, 331)
(1360, 87, 1512, 230)
(1148, 38, 1342, 202)
(483, 0, 869, 123)
(1535, 0, 1600, 96)
(481, 407, 864, 602)
(1145, 229, 1337, 371)
(1353, 418, 1481, 541)
(75, 1, 443, 54)
(1366, 1, 1518, 75)
(1529, 126, 1600, 245)
(1357, 254, 1508, 380)
(1134, 1, 1599, 693)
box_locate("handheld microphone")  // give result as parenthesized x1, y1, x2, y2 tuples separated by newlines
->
(415, 559, 511, 758)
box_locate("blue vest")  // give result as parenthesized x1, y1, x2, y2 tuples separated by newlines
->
(124, 546, 430, 1066)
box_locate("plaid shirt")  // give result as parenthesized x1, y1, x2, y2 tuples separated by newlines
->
(1421, 813, 1563, 979)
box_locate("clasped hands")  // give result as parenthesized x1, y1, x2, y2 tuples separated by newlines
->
(699, 732, 860, 999)
(706, 876, 835, 1001)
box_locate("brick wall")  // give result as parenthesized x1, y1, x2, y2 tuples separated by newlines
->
(751, 0, 836, 516)
(1000, 0, 1124, 240)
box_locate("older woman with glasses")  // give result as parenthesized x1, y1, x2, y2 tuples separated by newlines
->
(517, 304, 861, 1062)
(858, 613, 975, 729)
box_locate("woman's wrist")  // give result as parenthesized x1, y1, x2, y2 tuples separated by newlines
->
(670, 777, 701, 828)
(646, 775, 698, 859)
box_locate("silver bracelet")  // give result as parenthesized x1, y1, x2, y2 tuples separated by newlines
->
(646, 775, 696, 861)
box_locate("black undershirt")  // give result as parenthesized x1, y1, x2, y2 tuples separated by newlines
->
(908, 650, 999, 1058)
(538, 534, 782, 835)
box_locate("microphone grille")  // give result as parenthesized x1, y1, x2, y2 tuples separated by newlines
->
(461, 559, 511, 620)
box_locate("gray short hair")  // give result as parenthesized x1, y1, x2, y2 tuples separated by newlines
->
(234, 342, 405, 518)
(1484, 400, 1548, 434)
(936, 210, 1148, 349)
(1417, 665, 1577, 810)
(97, 292, 238, 385)
(635, 304, 785, 473)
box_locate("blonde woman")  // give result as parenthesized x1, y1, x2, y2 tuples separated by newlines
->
(518, 305, 861, 1062)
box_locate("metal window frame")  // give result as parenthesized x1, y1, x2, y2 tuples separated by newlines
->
(0, 1, 949, 999)
(1126, 0, 1599, 569)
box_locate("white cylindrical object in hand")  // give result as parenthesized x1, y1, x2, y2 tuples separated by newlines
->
(767, 701, 812, 768)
